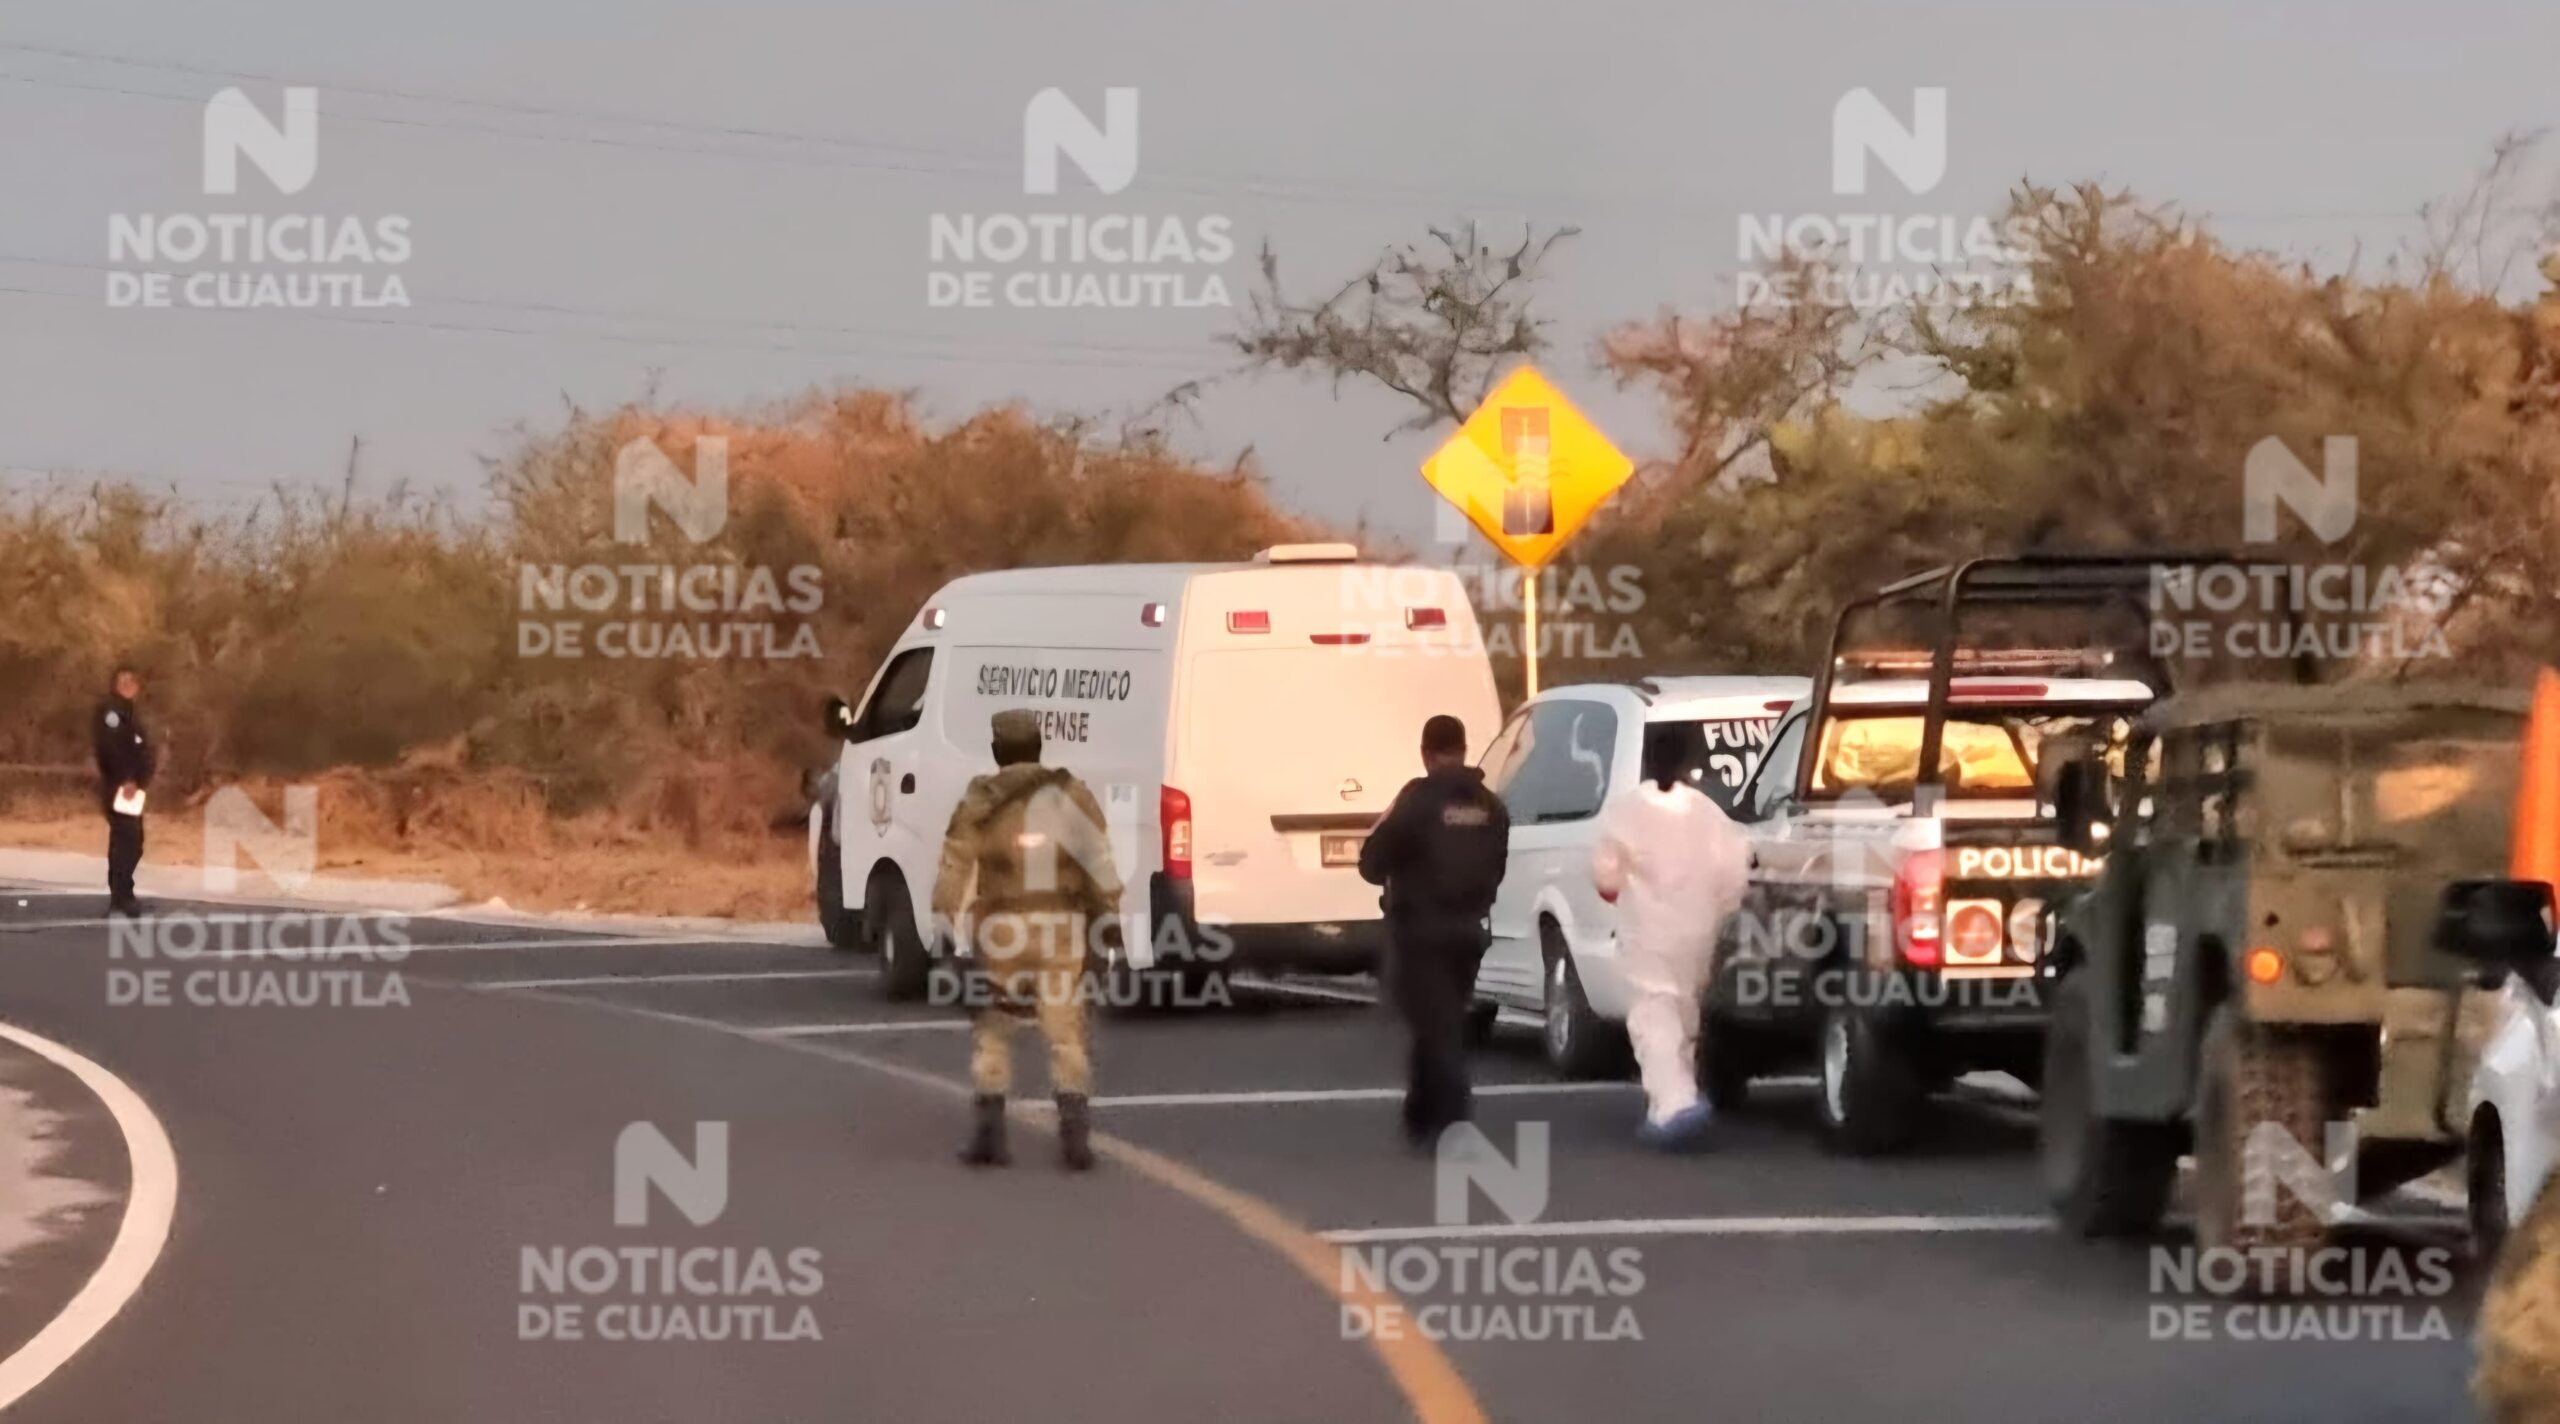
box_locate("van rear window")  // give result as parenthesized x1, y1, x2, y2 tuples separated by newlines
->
(1644, 717, 1781, 815)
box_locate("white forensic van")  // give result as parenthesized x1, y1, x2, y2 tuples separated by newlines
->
(811, 545, 1502, 1000)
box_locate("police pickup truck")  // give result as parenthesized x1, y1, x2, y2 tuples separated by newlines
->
(1705, 557, 2183, 1154)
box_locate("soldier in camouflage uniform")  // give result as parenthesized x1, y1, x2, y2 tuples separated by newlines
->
(2477, 1168, 2560, 1421)
(932, 710, 1123, 1171)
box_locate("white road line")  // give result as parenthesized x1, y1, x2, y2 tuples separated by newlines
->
(1229, 975, 1379, 1006)
(1, 911, 414, 934)
(1, 892, 103, 900)
(0, 1021, 180, 1411)
(197, 936, 732, 959)
(1319, 1214, 2054, 1244)
(1093, 1083, 1635, 1108)
(477, 968, 877, 989)
(756, 1020, 970, 1037)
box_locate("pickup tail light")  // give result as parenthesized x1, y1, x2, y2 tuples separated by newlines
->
(1162, 785, 1193, 879)
(1892, 848, 1945, 967)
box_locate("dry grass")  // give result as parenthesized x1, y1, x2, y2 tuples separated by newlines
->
(0, 775, 811, 922)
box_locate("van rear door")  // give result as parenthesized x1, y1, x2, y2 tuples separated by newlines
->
(1177, 644, 1495, 929)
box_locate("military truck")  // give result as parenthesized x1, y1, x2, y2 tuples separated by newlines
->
(2037, 682, 2528, 1250)
(1710, 555, 2203, 1154)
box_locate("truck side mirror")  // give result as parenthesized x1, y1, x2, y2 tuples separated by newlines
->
(2435, 879, 2558, 999)
(824, 696, 857, 740)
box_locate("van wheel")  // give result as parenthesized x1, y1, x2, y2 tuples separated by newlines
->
(1816, 1005, 1926, 1155)
(1541, 925, 1620, 1080)
(2191, 1005, 2330, 1255)
(814, 820, 860, 952)
(869, 875, 931, 1002)
(2040, 975, 2177, 1236)
(2471, 1114, 2512, 1261)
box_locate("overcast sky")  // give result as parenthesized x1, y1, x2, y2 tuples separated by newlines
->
(2, 0, 2554, 545)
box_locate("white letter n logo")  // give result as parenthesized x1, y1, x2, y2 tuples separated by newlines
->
(204, 87, 319, 196)
(615, 1121, 729, 1227)
(2244, 435, 2358, 545)
(613, 436, 728, 544)
(1831, 86, 1945, 196)
(1434, 1122, 1549, 1226)
(1023, 87, 1138, 196)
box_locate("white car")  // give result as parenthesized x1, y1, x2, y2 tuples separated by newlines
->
(1472, 675, 1808, 1075)
(812, 544, 1501, 999)
(2461, 903, 2560, 1253)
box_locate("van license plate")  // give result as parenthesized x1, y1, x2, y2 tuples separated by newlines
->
(1320, 834, 1365, 867)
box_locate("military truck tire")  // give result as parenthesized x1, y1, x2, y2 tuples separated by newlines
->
(815, 818, 862, 952)
(2470, 1113, 2512, 1260)
(1541, 923, 1621, 1080)
(1816, 1004, 1926, 1155)
(2191, 1004, 2331, 1255)
(2040, 975, 2178, 1236)
(871, 874, 933, 1002)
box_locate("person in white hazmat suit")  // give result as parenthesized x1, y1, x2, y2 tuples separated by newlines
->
(1590, 733, 1753, 1147)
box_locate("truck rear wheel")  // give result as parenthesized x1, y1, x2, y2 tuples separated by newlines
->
(1815, 1004, 1926, 1155)
(869, 874, 932, 1002)
(814, 819, 861, 952)
(2040, 975, 2177, 1236)
(2191, 1004, 2331, 1254)
(1700, 1025, 1754, 1111)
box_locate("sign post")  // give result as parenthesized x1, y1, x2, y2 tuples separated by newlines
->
(1420, 367, 1634, 696)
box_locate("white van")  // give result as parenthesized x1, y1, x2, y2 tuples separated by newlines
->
(1472, 675, 1809, 1074)
(811, 545, 1502, 999)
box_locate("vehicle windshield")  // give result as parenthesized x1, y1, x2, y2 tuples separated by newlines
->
(1812, 708, 2138, 800)
(1645, 716, 1784, 815)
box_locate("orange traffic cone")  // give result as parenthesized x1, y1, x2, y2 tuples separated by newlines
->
(2515, 666, 2560, 889)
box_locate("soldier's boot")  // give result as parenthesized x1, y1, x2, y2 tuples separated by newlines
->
(959, 1094, 1009, 1167)
(1056, 1092, 1095, 1172)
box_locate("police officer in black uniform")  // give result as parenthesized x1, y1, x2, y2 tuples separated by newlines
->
(93, 666, 154, 916)
(1359, 714, 1511, 1146)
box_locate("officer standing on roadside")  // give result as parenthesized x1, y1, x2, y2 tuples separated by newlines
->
(932, 709, 1122, 1172)
(1359, 714, 1510, 1148)
(92, 666, 154, 917)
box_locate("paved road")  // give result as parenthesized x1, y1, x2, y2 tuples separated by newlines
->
(0, 885, 2492, 1421)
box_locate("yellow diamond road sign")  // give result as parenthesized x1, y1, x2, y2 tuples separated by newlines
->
(1421, 366, 1633, 569)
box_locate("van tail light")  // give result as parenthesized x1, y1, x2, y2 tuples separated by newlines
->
(1892, 848, 1945, 967)
(1404, 607, 1447, 629)
(1227, 611, 1270, 634)
(1161, 785, 1193, 879)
